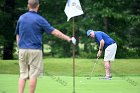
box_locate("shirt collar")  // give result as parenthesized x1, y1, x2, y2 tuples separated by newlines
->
(29, 11, 38, 13)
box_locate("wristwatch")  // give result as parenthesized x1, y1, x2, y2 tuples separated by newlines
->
(99, 49, 102, 51)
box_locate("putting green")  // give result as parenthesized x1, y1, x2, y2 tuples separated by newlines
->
(0, 74, 140, 93)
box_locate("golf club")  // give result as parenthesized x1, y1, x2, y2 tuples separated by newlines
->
(87, 58, 98, 80)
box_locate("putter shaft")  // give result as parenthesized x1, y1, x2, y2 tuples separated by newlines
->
(88, 58, 98, 79)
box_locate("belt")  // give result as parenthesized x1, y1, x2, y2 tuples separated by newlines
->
(110, 42, 116, 45)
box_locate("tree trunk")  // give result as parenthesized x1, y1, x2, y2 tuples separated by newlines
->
(3, 42, 14, 59)
(2, 0, 15, 60)
(103, 17, 109, 32)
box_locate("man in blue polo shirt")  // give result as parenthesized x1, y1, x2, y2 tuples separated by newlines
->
(87, 30, 117, 80)
(15, 0, 76, 93)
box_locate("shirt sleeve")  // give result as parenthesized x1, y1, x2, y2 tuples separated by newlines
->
(96, 33, 103, 42)
(39, 17, 55, 34)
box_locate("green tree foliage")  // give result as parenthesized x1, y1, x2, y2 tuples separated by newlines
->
(0, 0, 16, 59)
(0, 0, 26, 59)
(0, 0, 139, 59)
(78, 0, 140, 58)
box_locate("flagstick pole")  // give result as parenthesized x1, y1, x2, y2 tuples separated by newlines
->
(72, 17, 76, 93)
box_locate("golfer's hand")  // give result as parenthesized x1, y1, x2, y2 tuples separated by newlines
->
(71, 37, 76, 45)
(97, 50, 102, 58)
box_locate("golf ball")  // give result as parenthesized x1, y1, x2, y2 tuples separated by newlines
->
(80, 81, 82, 82)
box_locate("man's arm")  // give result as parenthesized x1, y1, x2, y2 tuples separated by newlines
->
(99, 39, 104, 51)
(16, 34, 19, 46)
(97, 39, 104, 58)
(51, 29, 71, 42)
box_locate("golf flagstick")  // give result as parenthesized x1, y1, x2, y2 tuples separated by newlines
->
(72, 17, 76, 93)
(64, 0, 84, 92)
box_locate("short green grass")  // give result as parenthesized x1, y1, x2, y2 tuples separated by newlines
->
(0, 59, 140, 93)
(0, 74, 140, 93)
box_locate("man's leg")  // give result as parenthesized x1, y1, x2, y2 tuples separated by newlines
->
(28, 49, 42, 93)
(29, 78, 37, 93)
(104, 61, 111, 77)
(18, 78, 26, 93)
(18, 49, 28, 93)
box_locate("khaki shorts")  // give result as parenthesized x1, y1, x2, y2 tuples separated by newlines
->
(19, 49, 43, 79)
(104, 43, 117, 62)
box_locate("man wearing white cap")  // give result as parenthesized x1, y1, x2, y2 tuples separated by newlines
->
(87, 30, 117, 80)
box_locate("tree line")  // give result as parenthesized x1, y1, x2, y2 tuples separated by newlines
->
(0, 0, 140, 59)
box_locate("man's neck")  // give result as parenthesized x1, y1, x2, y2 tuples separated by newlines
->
(29, 9, 38, 12)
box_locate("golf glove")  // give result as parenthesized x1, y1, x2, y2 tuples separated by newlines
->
(71, 37, 76, 45)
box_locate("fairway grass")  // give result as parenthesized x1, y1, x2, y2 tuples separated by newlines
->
(0, 74, 140, 93)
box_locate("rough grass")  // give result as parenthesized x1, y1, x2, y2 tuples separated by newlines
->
(0, 58, 140, 76)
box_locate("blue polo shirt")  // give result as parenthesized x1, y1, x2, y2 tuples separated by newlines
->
(15, 11, 55, 50)
(94, 31, 115, 49)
